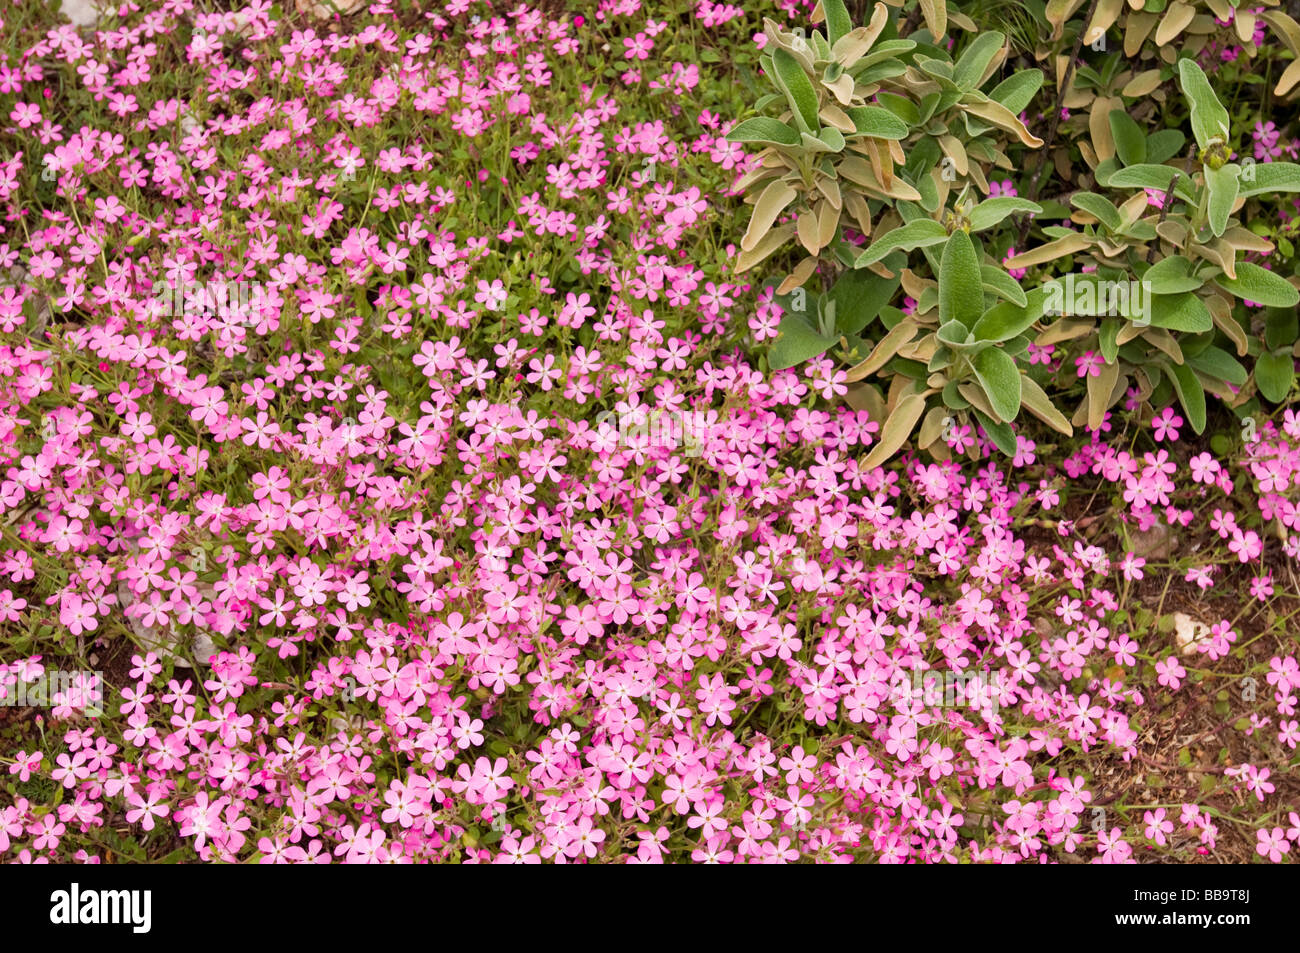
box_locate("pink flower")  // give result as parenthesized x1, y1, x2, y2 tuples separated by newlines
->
(1155, 657, 1185, 690)
(1075, 351, 1105, 378)
(1003, 248, 1027, 280)
(1256, 827, 1290, 862)
(1152, 407, 1183, 442)
(1143, 809, 1174, 845)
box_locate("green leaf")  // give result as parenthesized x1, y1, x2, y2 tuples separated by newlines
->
(1149, 293, 1212, 332)
(1109, 111, 1147, 166)
(822, 0, 853, 46)
(1180, 333, 1214, 360)
(916, 55, 955, 82)
(769, 313, 837, 370)
(973, 408, 1018, 456)
(772, 48, 821, 133)
(858, 62, 910, 85)
(1143, 256, 1204, 294)
(968, 197, 1043, 232)
(915, 166, 940, 212)
(1187, 345, 1248, 386)
(890, 356, 928, 379)
(972, 301, 1028, 343)
(880, 306, 909, 330)
(988, 69, 1043, 114)
(972, 347, 1022, 422)
(1237, 161, 1300, 197)
(939, 230, 984, 330)
(1108, 164, 1191, 201)
(801, 131, 838, 154)
(811, 31, 832, 61)
(854, 219, 949, 267)
(1215, 262, 1300, 307)
(875, 92, 921, 125)
(1265, 307, 1299, 351)
(845, 106, 910, 140)
(818, 127, 847, 152)
(1166, 362, 1207, 434)
(980, 264, 1027, 306)
(1003, 333, 1031, 357)
(727, 117, 801, 146)
(1146, 130, 1186, 164)
(830, 263, 903, 335)
(1121, 220, 1158, 242)
(1255, 350, 1296, 402)
(942, 379, 970, 409)
(973, 287, 1047, 341)
(937, 319, 973, 347)
(854, 39, 916, 68)
(1178, 58, 1230, 151)
(1041, 273, 1121, 317)
(1099, 316, 1120, 363)
(1205, 163, 1239, 237)
(1070, 192, 1122, 231)
(953, 31, 1004, 91)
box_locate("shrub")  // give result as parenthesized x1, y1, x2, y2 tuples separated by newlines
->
(729, 0, 1300, 466)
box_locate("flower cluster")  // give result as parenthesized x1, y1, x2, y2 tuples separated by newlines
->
(0, 0, 1293, 864)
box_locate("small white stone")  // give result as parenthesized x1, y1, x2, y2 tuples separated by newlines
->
(329, 713, 364, 736)
(294, 0, 367, 20)
(1172, 612, 1211, 657)
(60, 0, 102, 28)
(117, 540, 219, 667)
(227, 9, 255, 37)
(191, 631, 217, 666)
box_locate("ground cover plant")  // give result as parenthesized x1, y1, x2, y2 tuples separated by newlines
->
(0, 0, 1296, 863)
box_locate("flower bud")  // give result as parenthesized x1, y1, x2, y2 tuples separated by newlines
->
(1200, 140, 1230, 170)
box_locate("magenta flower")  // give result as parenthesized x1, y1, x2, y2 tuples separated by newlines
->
(1256, 828, 1290, 862)
(1075, 351, 1105, 378)
(1152, 407, 1183, 442)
